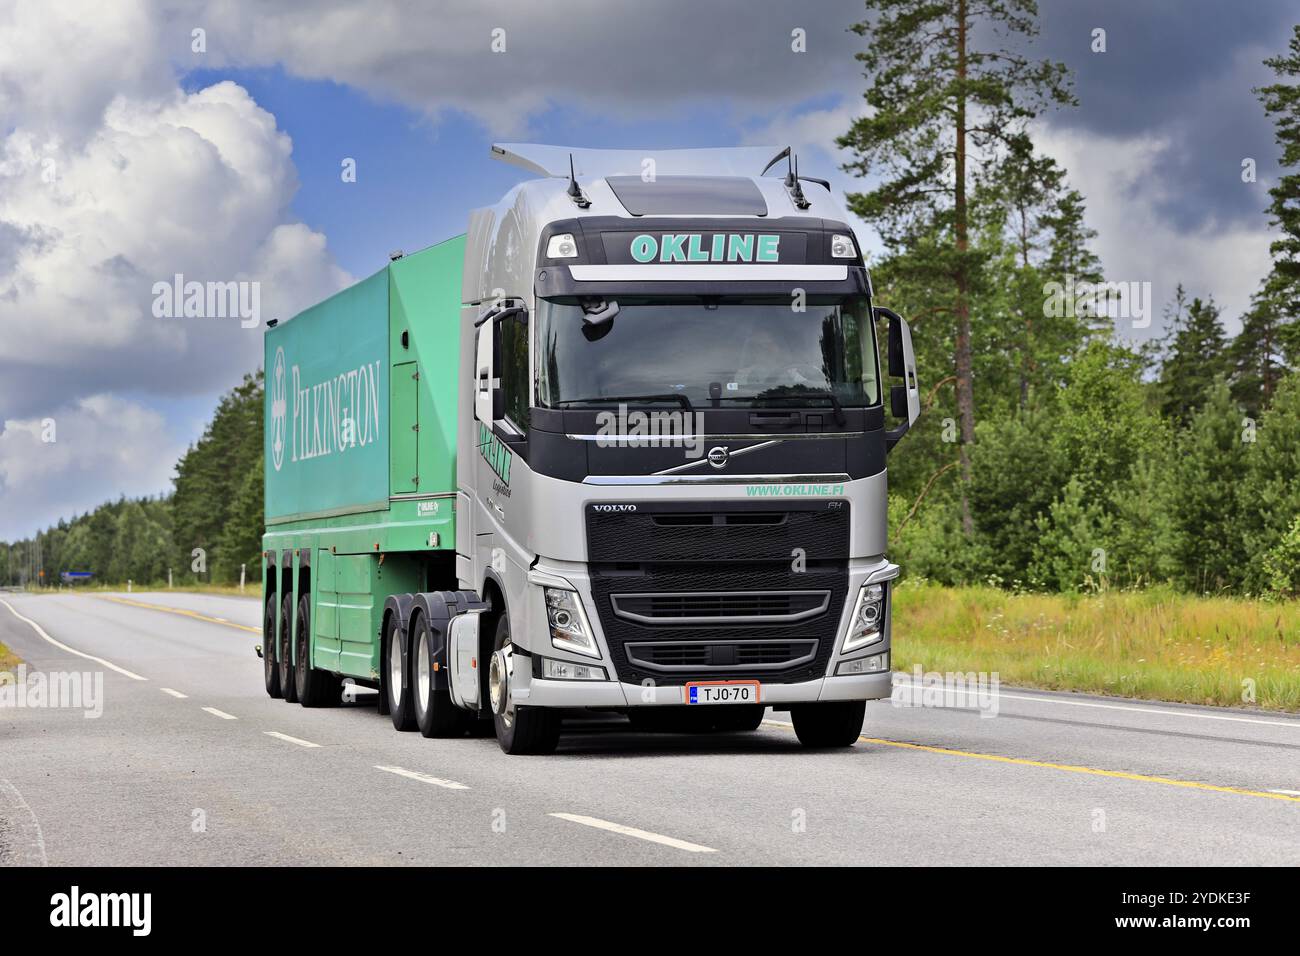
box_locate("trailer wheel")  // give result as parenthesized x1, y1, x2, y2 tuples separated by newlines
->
(263, 592, 282, 699)
(279, 592, 298, 704)
(489, 615, 559, 755)
(383, 613, 416, 731)
(412, 612, 469, 738)
(789, 701, 865, 748)
(295, 594, 339, 707)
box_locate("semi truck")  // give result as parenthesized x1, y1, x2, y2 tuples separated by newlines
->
(259, 143, 920, 755)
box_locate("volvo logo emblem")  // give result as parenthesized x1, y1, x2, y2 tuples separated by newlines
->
(707, 446, 729, 469)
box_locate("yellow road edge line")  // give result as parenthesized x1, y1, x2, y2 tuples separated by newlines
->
(96, 595, 261, 634)
(760, 719, 1300, 804)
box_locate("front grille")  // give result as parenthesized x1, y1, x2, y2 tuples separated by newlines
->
(586, 500, 849, 685)
(627, 639, 818, 672)
(611, 590, 829, 624)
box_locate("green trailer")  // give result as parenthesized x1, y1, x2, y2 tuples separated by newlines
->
(261, 237, 464, 704)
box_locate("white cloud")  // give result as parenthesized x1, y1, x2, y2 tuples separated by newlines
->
(173, 0, 868, 135)
(0, 396, 182, 540)
(1036, 125, 1273, 338)
(0, 56, 350, 419)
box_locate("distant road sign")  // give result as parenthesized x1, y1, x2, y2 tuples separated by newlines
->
(60, 571, 93, 584)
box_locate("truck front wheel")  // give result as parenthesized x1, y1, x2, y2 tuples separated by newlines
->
(489, 615, 559, 755)
(790, 701, 866, 748)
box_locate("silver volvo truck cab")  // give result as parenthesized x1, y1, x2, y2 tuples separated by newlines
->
(454, 144, 920, 754)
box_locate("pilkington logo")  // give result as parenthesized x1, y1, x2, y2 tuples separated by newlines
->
(279, 354, 382, 465)
(629, 233, 780, 263)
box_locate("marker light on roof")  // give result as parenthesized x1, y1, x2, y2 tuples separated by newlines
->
(547, 233, 578, 258)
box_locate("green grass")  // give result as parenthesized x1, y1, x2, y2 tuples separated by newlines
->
(893, 583, 1300, 712)
(0, 642, 21, 672)
(22, 582, 255, 598)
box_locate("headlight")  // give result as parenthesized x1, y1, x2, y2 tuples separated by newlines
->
(546, 233, 578, 258)
(843, 581, 886, 653)
(830, 233, 856, 259)
(543, 587, 600, 658)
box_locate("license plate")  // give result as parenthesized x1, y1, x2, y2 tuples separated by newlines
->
(684, 681, 761, 705)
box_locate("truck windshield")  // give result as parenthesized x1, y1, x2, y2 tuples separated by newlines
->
(536, 295, 880, 410)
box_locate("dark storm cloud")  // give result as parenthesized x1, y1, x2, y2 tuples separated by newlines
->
(1035, 0, 1295, 230)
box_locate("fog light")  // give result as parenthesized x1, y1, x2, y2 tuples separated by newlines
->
(837, 652, 889, 676)
(542, 657, 607, 681)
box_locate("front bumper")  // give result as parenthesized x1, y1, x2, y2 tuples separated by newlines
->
(512, 668, 893, 709)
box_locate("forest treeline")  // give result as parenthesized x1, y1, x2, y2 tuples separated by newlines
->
(4, 2, 1300, 597)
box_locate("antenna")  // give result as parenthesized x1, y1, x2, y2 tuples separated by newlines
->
(761, 146, 792, 177)
(566, 153, 590, 208)
(788, 154, 810, 209)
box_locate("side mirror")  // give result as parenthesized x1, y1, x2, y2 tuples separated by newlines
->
(875, 306, 920, 451)
(474, 299, 526, 426)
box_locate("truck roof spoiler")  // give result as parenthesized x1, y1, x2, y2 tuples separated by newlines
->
(489, 143, 786, 180)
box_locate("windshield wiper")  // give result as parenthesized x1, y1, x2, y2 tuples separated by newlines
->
(556, 393, 694, 412)
(757, 389, 846, 426)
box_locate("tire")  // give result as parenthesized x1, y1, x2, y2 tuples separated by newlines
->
(384, 612, 416, 731)
(790, 700, 866, 748)
(279, 592, 298, 704)
(295, 594, 340, 707)
(263, 592, 282, 699)
(490, 614, 559, 755)
(412, 612, 470, 738)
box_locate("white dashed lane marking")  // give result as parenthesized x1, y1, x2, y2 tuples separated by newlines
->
(374, 765, 470, 790)
(549, 813, 717, 853)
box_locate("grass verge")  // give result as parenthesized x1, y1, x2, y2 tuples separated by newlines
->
(893, 583, 1300, 712)
(0, 642, 22, 672)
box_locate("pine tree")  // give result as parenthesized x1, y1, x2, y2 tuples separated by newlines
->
(1229, 280, 1289, 417)
(1255, 26, 1300, 363)
(838, 0, 1074, 534)
(1157, 289, 1229, 426)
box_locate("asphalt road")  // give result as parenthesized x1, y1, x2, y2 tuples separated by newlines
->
(0, 590, 1296, 866)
